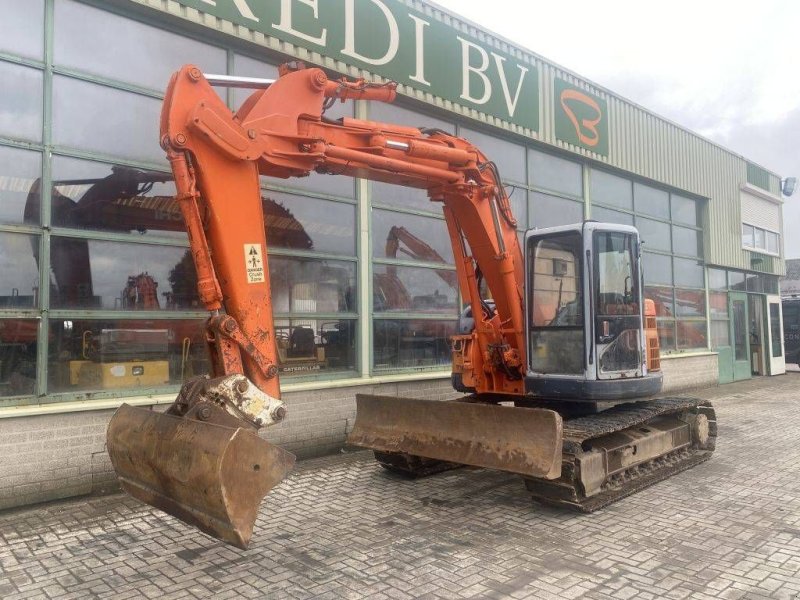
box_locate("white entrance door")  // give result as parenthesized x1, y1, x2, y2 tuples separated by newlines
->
(766, 295, 785, 375)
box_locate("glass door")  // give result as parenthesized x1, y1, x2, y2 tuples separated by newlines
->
(729, 292, 750, 381)
(766, 295, 785, 375)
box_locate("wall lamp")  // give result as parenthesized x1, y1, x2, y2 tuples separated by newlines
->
(782, 177, 797, 196)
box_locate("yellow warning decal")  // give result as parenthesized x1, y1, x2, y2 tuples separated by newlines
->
(244, 243, 265, 283)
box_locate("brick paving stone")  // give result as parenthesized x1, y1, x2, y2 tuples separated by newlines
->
(2, 375, 800, 599)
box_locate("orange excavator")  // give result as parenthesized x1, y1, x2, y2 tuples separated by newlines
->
(106, 63, 716, 549)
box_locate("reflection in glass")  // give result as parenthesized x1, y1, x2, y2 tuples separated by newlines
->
(766, 231, 779, 255)
(673, 257, 704, 288)
(708, 268, 727, 291)
(746, 273, 764, 294)
(270, 257, 356, 314)
(709, 292, 728, 318)
(529, 193, 583, 229)
(0, 61, 43, 142)
(48, 318, 208, 393)
(529, 150, 582, 198)
(264, 190, 355, 255)
(0, 0, 44, 59)
(645, 286, 674, 317)
(592, 205, 633, 226)
(754, 227, 766, 250)
(373, 264, 457, 314)
(371, 181, 437, 214)
(233, 55, 279, 108)
(671, 194, 699, 226)
(51, 159, 184, 238)
(372, 210, 453, 264)
(48, 239, 200, 310)
(642, 252, 672, 286)
(657, 320, 676, 352)
(273, 318, 356, 376)
(369, 100, 454, 133)
(0, 233, 40, 307)
(53, 76, 163, 164)
(634, 183, 669, 219)
(591, 169, 632, 210)
(55, 0, 226, 91)
(675, 288, 706, 317)
(459, 127, 525, 182)
(741, 224, 754, 248)
(677, 320, 707, 350)
(0, 320, 38, 397)
(763, 275, 779, 295)
(373, 319, 455, 370)
(636, 217, 670, 252)
(729, 270, 746, 291)
(0, 146, 41, 225)
(508, 186, 526, 227)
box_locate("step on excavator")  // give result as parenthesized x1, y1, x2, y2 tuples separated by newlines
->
(106, 63, 716, 549)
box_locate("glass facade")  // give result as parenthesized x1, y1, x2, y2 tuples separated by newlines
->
(590, 170, 707, 352)
(0, 0, 364, 404)
(0, 0, 778, 405)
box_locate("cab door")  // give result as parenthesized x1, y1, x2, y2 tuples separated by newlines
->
(593, 229, 642, 379)
(766, 295, 785, 375)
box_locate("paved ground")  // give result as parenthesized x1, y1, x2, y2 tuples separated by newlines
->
(1, 373, 800, 600)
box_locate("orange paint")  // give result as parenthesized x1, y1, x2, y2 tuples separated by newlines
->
(560, 89, 602, 147)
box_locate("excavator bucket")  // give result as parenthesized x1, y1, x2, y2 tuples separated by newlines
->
(107, 404, 295, 549)
(349, 395, 563, 479)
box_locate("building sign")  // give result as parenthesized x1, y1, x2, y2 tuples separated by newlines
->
(554, 78, 608, 156)
(177, 0, 539, 131)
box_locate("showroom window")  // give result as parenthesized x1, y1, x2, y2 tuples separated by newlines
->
(590, 169, 707, 352)
(368, 101, 459, 373)
(0, 0, 365, 406)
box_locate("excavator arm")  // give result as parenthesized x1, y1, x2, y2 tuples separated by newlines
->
(107, 64, 562, 549)
(160, 63, 527, 393)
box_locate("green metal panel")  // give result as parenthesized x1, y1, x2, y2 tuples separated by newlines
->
(716, 346, 734, 384)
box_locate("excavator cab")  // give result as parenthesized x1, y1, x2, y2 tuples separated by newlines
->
(524, 222, 663, 401)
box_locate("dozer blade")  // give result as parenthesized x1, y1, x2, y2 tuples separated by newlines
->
(107, 404, 295, 549)
(348, 395, 563, 479)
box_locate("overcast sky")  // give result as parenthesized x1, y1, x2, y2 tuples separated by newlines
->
(434, 0, 800, 258)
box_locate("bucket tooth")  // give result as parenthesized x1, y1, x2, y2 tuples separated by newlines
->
(107, 404, 295, 549)
(348, 394, 562, 479)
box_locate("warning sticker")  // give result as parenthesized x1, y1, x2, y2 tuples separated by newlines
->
(244, 243, 265, 283)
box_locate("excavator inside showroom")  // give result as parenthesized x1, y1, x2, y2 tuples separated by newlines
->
(106, 63, 716, 549)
